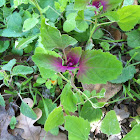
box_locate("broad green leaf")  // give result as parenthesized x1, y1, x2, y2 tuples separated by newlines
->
(20, 101, 37, 120)
(127, 30, 140, 48)
(14, 0, 29, 7)
(63, 13, 77, 32)
(16, 34, 39, 49)
(80, 99, 102, 123)
(122, 124, 140, 140)
(74, 0, 90, 10)
(40, 19, 77, 50)
(110, 66, 136, 83)
(61, 83, 77, 112)
(55, 0, 68, 12)
(0, 40, 9, 53)
(0, 94, 5, 106)
(65, 116, 90, 140)
(0, 28, 24, 37)
(77, 50, 123, 84)
(0, 0, 5, 7)
(37, 99, 57, 125)
(101, 110, 121, 135)
(2, 59, 16, 72)
(75, 10, 88, 32)
(129, 48, 140, 61)
(12, 65, 33, 75)
(107, 0, 123, 10)
(23, 17, 39, 32)
(117, 5, 140, 31)
(10, 116, 17, 129)
(44, 107, 64, 132)
(32, 47, 63, 79)
(6, 12, 22, 32)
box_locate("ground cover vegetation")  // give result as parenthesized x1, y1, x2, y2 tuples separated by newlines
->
(0, 0, 140, 139)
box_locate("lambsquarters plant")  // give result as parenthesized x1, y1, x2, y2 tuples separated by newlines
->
(30, 0, 140, 139)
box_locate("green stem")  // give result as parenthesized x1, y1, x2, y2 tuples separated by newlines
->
(87, 18, 98, 44)
(98, 21, 115, 26)
(59, 73, 69, 82)
(30, 0, 43, 17)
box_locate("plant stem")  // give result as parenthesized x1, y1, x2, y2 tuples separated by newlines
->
(59, 73, 69, 82)
(30, 0, 42, 17)
(98, 21, 115, 26)
(87, 18, 98, 44)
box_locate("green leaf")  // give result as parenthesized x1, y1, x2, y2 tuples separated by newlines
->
(14, 0, 29, 7)
(117, 5, 140, 31)
(122, 124, 140, 140)
(60, 83, 77, 112)
(80, 99, 102, 123)
(0, 72, 4, 80)
(2, 59, 16, 72)
(6, 12, 22, 32)
(63, 13, 77, 32)
(0, 94, 5, 106)
(37, 99, 57, 125)
(75, 10, 88, 32)
(92, 28, 104, 39)
(23, 17, 39, 32)
(16, 34, 39, 49)
(40, 19, 77, 50)
(44, 107, 64, 132)
(101, 110, 121, 135)
(10, 116, 17, 129)
(0, 40, 9, 53)
(65, 116, 90, 140)
(0, 0, 5, 7)
(20, 101, 37, 120)
(110, 66, 136, 83)
(77, 50, 123, 84)
(129, 48, 140, 61)
(122, 0, 134, 7)
(74, 0, 90, 10)
(127, 30, 140, 48)
(12, 65, 33, 75)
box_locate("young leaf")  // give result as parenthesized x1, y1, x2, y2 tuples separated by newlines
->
(16, 34, 39, 49)
(74, 0, 90, 10)
(44, 107, 64, 132)
(101, 110, 121, 135)
(61, 83, 77, 112)
(65, 116, 90, 140)
(63, 13, 77, 32)
(37, 99, 57, 125)
(40, 18, 77, 50)
(75, 10, 88, 32)
(110, 66, 136, 83)
(0, 94, 5, 106)
(80, 99, 102, 123)
(14, 0, 29, 7)
(2, 59, 16, 72)
(0, 72, 4, 80)
(12, 65, 33, 75)
(122, 124, 140, 140)
(10, 116, 17, 129)
(129, 48, 140, 61)
(77, 50, 123, 84)
(23, 17, 39, 32)
(20, 101, 37, 120)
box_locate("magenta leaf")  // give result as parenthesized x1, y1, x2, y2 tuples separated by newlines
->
(66, 47, 82, 67)
(92, 0, 107, 11)
(77, 50, 123, 84)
